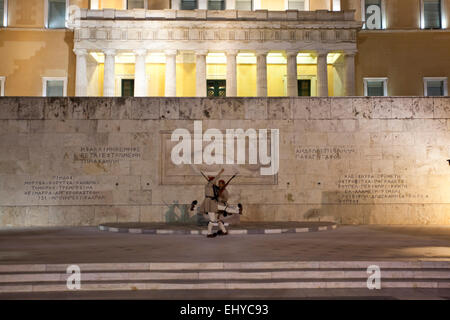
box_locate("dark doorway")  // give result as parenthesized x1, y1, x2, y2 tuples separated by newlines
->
(207, 80, 226, 97)
(298, 79, 311, 96)
(121, 79, 135, 97)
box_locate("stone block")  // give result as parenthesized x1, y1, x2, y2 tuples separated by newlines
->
(202, 98, 222, 119)
(267, 98, 291, 120)
(44, 98, 70, 120)
(179, 98, 203, 120)
(292, 98, 309, 119)
(244, 98, 267, 120)
(220, 98, 245, 120)
(88, 98, 112, 119)
(160, 98, 180, 120)
(130, 98, 159, 120)
(111, 98, 132, 120)
(433, 98, 450, 118)
(0, 98, 19, 119)
(308, 98, 331, 119)
(391, 98, 413, 119)
(18, 98, 44, 120)
(412, 98, 434, 119)
(330, 98, 354, 119)
(371, 97, 393, 119)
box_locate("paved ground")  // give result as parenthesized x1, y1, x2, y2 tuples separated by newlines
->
(1, 288, 449, 300)
(0, 225, 449, 264)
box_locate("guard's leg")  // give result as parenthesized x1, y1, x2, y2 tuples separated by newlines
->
(217, 213, 228, 236)
(207, 212, 217, 237)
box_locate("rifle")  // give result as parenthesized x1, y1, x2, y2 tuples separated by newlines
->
(218, 174, 237, 197)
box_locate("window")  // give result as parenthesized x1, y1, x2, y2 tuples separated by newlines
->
(181, 0, 197, 10)
(46, 0, 67, 29)
(236, 0, 252, 10)
(362, 0, 385, 29)
(364, 78, 388, 96)
(288, 0, 307, 10)
(208, 0, 225, 10)
(0, 0, 6, 27)
(424, 77, 448, 96)
(126, 0, 146, 9)
(298, 79, 311, 96)
(42, 77, 67, 97)
(0, 76, 5, 96)
(121, 79, 135, 97)
(422, 0, 442, 29)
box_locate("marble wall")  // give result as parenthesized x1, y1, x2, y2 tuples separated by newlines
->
(0, 97, 449, 227)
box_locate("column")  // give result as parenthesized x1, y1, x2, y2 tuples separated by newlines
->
(344, 50, 357, 96)
(256, 50, 268, 97)
(226, 50, 238, 97)
(198, 0, 207, 9)
(171, 0, 181, 10)
(195, 50, 208, 97)
(134, 49, 148, 97)
(254, 0, 262, 10)
(74, 48, 88, 97)
(165, 50, 177, 97)
(226, 0, 236, 9)
(316, 50, 329, 97)
(103, 49, 116, 97)
(286, 50, 298, 97)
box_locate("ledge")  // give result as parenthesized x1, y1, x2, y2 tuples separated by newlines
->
(78, 9, 357, 22)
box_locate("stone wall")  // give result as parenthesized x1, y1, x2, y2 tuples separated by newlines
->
(0, 97, 449, 227)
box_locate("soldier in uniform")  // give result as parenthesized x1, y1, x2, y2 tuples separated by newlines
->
(203, 168, 227, 238)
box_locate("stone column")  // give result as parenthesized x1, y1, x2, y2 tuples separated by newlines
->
(195, 50, 208, 97)
(344, 50, 357, 96)
(256, 50, 268, 97)
(74, 48, 88, 97)
(103, 49, 116, 97)
(286, 50, 298, 97)
(226, 50, 238, 97)
(165, 49, 177, 97)
(134, 49, 148, 97)
(171, 0, 180, 10)
(198, 0, 207, 9)
(316, 50, 329, 97)
(226, 0, 236, 9)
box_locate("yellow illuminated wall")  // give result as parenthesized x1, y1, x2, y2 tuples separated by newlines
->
(91, 61, 337, 97)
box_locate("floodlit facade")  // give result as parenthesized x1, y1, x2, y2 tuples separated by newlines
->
(0, 0, 449, 97)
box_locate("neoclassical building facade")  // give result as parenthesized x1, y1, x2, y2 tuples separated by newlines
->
(0, 0, 449, 97)
(71, 8, 360, 98)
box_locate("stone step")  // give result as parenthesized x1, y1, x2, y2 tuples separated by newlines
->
(1, 269, 450, 283)
(1, 278, 449, 293)
(1, 261, 449, 272)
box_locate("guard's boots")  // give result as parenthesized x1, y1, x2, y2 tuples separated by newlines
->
(190, 200, 198, 211)
(238, 203, 243, 215)
(217, 230, 228, 236)
(207, 233, 217, 238)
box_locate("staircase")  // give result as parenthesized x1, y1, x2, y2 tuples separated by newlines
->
(0, 261, 449, 293)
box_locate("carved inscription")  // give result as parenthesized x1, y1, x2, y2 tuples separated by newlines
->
(337, 174, 429, 204)
(296, 146, 357, 160)
(23, 176, 105, 202)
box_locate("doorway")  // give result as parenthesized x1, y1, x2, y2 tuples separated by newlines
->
(207, 80, 226, 97)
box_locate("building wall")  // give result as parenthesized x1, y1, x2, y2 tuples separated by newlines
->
(0, 97, 449, 227)
(1, 0, 449, 97)
(356, 31, 450, 96)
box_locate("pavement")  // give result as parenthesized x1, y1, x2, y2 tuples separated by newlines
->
(0, 225, 449, 264)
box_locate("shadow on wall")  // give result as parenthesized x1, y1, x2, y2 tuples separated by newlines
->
(304, 191, 377, 225)
(163, 201, 197, 224)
